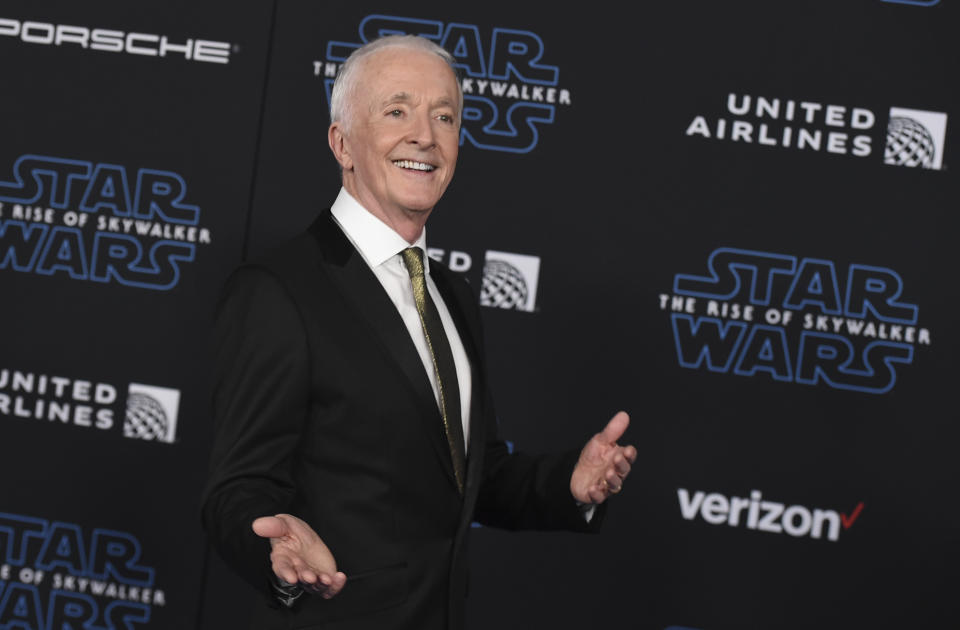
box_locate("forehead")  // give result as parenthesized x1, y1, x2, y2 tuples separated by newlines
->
(357, 47, 459, 104)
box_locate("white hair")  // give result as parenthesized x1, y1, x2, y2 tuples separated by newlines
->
(329, 34, 463, 131)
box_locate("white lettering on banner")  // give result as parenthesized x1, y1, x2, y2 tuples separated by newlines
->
(95, 215, 212, 243)
(658, 294, 931, 346)
(677, 488, 865, 542)
(686, 93, 876, 158)
(0, 369, 180, 442)
(0, 17, 232, 64)
(0, 370, 116, 429)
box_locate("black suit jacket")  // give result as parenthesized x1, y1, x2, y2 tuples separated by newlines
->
(201, 210, 602, 630)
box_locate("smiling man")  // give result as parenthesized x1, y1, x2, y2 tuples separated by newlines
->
(202, 35, 636, 630)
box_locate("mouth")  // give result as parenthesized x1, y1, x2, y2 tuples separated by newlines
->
(392, 159, 436, 172)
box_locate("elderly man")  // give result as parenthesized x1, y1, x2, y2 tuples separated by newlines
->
(202, 34, 636, 630)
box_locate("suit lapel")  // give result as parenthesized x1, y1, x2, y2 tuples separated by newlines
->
(308, 211, 460, 493)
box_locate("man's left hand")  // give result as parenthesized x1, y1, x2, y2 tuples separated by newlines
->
(570, 411, 637, 505)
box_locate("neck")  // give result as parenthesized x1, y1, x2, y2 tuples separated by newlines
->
(343, 182, 430, 244)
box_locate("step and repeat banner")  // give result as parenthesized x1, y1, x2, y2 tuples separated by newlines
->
(2, 1, 956, 629)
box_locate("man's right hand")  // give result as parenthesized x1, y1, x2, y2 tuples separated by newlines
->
(252, 514, 347, 599)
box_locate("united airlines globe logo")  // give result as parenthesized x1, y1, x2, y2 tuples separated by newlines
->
(884, 116, 936, 167)
(883, 107, 948, 170)
(479, 250, 541, 313)
(123, 383, 181, 443)
(481, 259, 529, 310)
(124, 392, 169, 440)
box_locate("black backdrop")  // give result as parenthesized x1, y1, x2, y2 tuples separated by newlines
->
(1, 2, 956, 629)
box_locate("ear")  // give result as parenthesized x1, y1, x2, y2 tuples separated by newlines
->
(328, 122, 353, 171)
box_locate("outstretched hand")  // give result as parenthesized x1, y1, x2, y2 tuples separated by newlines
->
(252, 513, 347, 599)
(570, 411, 637, 505)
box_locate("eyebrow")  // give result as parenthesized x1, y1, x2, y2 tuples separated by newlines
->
(379, 92, 457, 110)
(380, 92, 413, 108)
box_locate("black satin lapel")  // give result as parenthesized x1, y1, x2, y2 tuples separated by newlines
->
(309, 212, 459, 492)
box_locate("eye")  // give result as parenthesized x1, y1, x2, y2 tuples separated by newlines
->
(387, 109, 403, 118)
(437, 113, 455, 124)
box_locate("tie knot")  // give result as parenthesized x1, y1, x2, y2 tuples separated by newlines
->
(401, 247, 425, 279)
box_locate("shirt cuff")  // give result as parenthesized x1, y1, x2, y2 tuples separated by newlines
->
(576, 501, 597, 523)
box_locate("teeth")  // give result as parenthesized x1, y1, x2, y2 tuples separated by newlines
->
(393, 160, 435, 172)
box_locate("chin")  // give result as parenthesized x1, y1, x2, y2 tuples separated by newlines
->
(398, 194, 441, 213)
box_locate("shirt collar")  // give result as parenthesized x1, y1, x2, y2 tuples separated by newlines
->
(330, 187, 430, 272)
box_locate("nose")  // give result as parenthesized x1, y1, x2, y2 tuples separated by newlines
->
(406, 110, 436, 149)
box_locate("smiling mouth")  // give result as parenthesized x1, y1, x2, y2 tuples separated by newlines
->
(392, 159, 436, 172)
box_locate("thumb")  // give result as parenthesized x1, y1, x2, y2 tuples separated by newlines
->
(598, 411, 629, 444)
(252, 515, 288, 539)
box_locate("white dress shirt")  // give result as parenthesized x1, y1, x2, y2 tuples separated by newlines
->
(330, 187, 472, 453)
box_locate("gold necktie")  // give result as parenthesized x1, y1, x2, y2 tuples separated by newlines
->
(401, 247, 466, 494)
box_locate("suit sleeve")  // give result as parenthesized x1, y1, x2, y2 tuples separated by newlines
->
(472, 388, 606, 533)
(200, 265, 311, 602)
(435, 270, 605, 533)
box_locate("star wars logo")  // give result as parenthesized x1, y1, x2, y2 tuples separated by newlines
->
(0, 512, 164, 629)
(312, 14, 571, 154)
(659, 247, 931, 394)
(0, 154, 212, 290)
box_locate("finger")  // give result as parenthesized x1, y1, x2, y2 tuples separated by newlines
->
(598, 411, 630, 444)
(329, 572, 347, 595)
(622, 445, 638, 464)
(605, 469, 623, 493)
(252, 516, 287, 539)
(298, 568, 318, 585)
(301, 573, 328, 593)
(272, 557, 300, 586)
(613, 453, 632, 477)
(588, 484, 608, 504)
(321, 572, 348, 599)
(586, 478, 608, 504)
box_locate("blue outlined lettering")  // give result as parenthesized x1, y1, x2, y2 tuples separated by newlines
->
(132, 170, 198, 225)
(674, 248, 797, 305)
(672, 315, 746, 372)
(0, 224, 194, 290)
(36, 523, 87, 575)
(880, 0, 940, 6)
(460, 98, 554, 154)
(845, 265, 918, 324)
(0, 513, 48, 567)
(89, 235, 194, 290)
(46, 591, 99, 630)
(104, 600, 150, 630)
(796, 333, 913, 394)
(489, 29, 558, 84)
(0, 154, 202, 290)
(324, 15, 561, 153)
(442, 23, 485, 77)
(0, 514, 157, 630)
(89, 530, 153, 586)
(0, 155, 90, 209)
(734, 325, 793, 381)
(80, 164, 133, 216)
(0, 582, 42, 629)
(36, 226, 87, 279)
(0, 221, 48, 271)
(784, 258, 842, 314)
(669, 248, 922, 393)
(0, 155, 199, 225)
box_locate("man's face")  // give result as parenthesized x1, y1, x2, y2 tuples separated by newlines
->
(332, 47, 460, 226)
